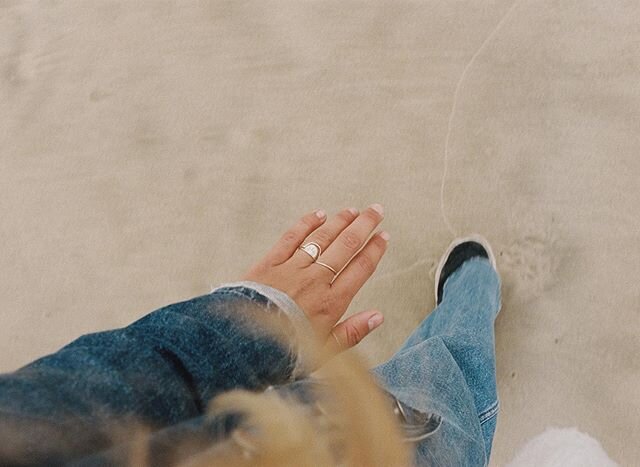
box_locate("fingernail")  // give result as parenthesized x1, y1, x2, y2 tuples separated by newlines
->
(370, 203, 384, 216)
(315, 209, 326, 219)
(347, 207, 359, 216)
(368, 313, 384, 330)
(380, 231, 390, 241)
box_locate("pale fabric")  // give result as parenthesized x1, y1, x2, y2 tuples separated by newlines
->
(507, 427, 619, 467)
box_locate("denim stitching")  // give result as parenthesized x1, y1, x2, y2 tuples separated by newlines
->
(213, 287, 278, 311)
(478, 400, 499, 424)
(211, 288, 249, 299)
(416, 412, 443, 439)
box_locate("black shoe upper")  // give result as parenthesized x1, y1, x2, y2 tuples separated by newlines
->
(437, 241, 489, 305)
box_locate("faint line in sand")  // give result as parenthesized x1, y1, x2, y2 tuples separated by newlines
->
(439, 0, 522, 237)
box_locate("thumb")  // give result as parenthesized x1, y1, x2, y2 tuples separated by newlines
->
(327, 310, 384, 353)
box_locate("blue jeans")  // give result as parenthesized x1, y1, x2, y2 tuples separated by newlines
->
(0, 258, 500, 466)
(372, 258, 501, 465)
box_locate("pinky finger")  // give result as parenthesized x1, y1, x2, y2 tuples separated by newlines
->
(326, 310, 384, 353)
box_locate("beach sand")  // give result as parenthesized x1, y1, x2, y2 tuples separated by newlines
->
(1, 1, 637, 464)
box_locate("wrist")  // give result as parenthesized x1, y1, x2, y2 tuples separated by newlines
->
(210, 280, 318, 379)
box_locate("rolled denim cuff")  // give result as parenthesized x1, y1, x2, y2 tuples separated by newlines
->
(210, 281, 315, 380)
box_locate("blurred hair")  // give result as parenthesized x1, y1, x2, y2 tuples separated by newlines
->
(175, 351, 410, 467)
(134, 308, 411, 466)
(0, 302, 411, 466)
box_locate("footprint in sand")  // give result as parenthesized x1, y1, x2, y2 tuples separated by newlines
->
(499, 223, 560, 305)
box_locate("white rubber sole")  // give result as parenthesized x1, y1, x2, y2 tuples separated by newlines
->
(434, 234, 497, 303)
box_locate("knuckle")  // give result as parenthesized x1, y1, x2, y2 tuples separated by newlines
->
(281, 230, 299, 244)
(345, 325, 362, 347)
(313, 229, 332, 245)
(296, 275, 316, 294)
(340, 231, 361, 250)
(317, 294, 336, 318)
(301, 214, 318, 229)
(355, 253, 376, 274)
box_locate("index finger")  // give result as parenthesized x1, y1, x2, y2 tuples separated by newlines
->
(263, 209, 327, 265)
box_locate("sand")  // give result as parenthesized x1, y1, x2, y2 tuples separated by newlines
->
(1, 1, 637, 464)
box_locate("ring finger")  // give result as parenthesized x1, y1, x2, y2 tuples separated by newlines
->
(291, 207, 360, 267)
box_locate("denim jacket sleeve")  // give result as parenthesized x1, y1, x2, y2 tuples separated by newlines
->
(0, 282, 313, 465)
(209, 280, 316, 379)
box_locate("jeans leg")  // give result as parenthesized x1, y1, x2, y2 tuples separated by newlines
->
(377, 258, 501, 463)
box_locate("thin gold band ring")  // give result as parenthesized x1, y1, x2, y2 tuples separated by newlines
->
(315, 261, 338, 275)
(330, 330, 341, 347)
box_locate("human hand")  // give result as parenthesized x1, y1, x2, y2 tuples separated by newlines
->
(242, 205, 389, 353)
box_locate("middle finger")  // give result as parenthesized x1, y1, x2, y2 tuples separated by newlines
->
(311, 204, 384, 277)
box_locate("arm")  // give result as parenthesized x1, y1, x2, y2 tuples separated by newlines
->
(0, 205, 389, 464)
(0, 285, 301, 464)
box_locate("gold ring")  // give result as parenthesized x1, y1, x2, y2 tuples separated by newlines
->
(330, 330, 341, 347)
(315, 261, 338, 275)
(299, 242, 322, 261)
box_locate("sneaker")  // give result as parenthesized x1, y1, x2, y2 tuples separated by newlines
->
(434, 234, 497, 305)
